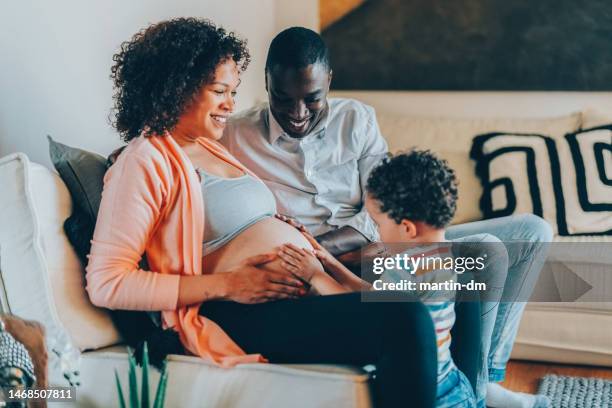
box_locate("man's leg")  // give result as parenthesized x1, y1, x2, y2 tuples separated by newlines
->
(447, 214, 552, 408)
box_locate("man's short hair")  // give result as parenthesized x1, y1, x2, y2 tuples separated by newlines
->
(265, 27, 331, 73)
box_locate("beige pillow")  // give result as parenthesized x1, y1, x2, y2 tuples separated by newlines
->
(376, 112, 582, 224)
(0, 153, 120, 351)
(581, 108, 612, 129)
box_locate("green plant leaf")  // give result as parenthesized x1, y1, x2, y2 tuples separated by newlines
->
(115, 369, 126, 408)
(128, 353, 139, 408)
(153, 360, 168, 408)
(141, 343, 150, 408)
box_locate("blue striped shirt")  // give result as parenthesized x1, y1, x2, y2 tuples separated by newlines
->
(381, 244, 458, 381)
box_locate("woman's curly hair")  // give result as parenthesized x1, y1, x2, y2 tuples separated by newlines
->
(110, 18, 250, 142)
(366, 149, 458, 228)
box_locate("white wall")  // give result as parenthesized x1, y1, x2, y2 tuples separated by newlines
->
(0, 0, 279, 166)
(274, 0, 319, 32)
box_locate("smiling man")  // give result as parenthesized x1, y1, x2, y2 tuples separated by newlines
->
(222, 26, 387, 255)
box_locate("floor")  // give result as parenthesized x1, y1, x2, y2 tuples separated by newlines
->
(502, 360, 612, 393)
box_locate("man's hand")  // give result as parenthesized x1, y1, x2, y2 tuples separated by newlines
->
(314, 226, 370, 257)
(223, 253, 307, 303)
(274, 214, 307, 233)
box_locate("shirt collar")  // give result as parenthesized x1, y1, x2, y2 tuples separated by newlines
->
(266, 103, 330, 145)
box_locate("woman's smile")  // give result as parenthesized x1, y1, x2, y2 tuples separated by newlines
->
(211, 113, 229, 127)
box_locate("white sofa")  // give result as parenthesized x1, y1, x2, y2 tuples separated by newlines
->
(0, 91, 611, 407)
(0, 153, 372, 408)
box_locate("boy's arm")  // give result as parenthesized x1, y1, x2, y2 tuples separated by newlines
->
(309, 271, 349, 295)
(298, 228, 372, 292)
(317, 252, 372, 292)
(277, 244, 361, 295)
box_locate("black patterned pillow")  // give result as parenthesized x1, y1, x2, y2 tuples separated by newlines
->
(470, 126, 612, 236)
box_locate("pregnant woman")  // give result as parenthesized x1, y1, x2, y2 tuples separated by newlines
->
(86, 18, 437, 407)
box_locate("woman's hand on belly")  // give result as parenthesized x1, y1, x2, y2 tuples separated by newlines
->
(221, 253, 307, 304)
(200, 217, 317, 304)
(203, 217, 314, 274)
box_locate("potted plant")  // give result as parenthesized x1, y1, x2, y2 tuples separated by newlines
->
(115, 343, 168, 408)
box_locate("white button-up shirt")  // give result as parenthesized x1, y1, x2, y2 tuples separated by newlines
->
(221, 98, 388, 241)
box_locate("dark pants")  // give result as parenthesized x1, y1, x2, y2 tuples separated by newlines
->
(200, 292, 438, 408)
(450, 301, 481, 394)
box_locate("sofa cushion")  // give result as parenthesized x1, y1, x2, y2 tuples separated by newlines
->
(470, 126, 611, 235)
(0, 153, 120, 351)
(376, 112, 582, 224)
(66, 346, 371, 408)
(513, 306, 612, 367)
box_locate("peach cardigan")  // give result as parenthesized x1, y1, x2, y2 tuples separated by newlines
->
(86, 133, 266, 366)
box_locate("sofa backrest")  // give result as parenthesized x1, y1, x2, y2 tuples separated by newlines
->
(375, 112, 583, 224)
(331, 91, 593, 224)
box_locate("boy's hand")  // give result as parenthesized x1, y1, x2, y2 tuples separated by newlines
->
(300, 231, 341, 269)
(278, 243, 324, 283)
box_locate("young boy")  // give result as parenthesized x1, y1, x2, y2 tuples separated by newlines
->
(278, 150, 475, 407)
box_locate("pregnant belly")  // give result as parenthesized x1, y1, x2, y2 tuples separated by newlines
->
(202, 217, 313, 274)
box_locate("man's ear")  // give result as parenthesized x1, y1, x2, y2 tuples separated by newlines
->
(400, 219, 418, 239)
(328, 69, 333, 88)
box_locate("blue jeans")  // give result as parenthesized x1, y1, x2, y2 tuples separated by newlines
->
(437, 368, 476, 408)
(446, 214, 553, 406)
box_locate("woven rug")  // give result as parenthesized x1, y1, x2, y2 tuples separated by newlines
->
(538, 375, 612, 407)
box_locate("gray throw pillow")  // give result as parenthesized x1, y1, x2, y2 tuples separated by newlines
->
(47, 135, 107, 223)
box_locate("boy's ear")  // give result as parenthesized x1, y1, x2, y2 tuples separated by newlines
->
(400, 219, 417, 239)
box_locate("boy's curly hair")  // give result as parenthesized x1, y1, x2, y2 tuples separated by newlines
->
(366, 149, 458, 228)
(110, 18, 250, 142)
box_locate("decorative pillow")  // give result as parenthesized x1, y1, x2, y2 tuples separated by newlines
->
(47, 136, 107, 222)
(470, 126, 612, 235)
(48, 136, 109, 268)
(580, 108, 612, 130)
(0, 153, 121, 351)
(375, 112, 582, 225)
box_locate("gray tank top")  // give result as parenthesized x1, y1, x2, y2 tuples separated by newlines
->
(198, 168, 277, 255)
